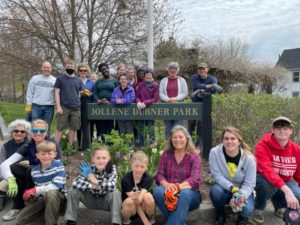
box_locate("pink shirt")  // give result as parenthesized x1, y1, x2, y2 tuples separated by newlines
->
(166, 77, 178, 98)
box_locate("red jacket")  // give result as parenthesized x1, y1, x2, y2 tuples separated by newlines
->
(255, 133, 300, 188)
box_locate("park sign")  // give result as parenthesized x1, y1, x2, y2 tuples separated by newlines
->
(87, 93, 212, 160)
(88, 103, 202, 120)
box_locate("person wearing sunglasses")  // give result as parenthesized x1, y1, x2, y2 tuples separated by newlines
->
(0, 119, 31, 214)
(0, 119, 62, 221)
(76, 63, 94, 151)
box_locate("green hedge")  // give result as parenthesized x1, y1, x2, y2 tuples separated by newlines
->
(212, 94, 300, 149)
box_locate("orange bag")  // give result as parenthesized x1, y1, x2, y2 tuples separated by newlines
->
(164, 183, 180, 211)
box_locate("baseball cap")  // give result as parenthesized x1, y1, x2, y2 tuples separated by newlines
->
(272, 116, 292, 126)
(198, 62, 208, 68)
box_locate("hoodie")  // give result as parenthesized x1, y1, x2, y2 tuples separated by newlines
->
(255, 132, 300, 188)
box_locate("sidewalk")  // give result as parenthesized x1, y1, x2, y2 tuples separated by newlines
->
(0, 198, 285, 225)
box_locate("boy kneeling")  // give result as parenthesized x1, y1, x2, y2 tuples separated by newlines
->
(121, 151, 156, 225)
(16, 140, 66, 225)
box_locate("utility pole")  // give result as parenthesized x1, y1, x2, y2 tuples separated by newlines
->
(147, 0, 154, 69)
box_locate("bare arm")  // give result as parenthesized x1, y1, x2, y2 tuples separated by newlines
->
(55, 88, 63, 114)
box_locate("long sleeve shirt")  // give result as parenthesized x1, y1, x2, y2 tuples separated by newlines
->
(26, 74, 56, 105)
(136, 81, 159, 105)
(72, 164, 118, 196)
(209, 144, 256, 199)
(155, 150, 201, 190)
(255, 133, 300, 188)
(31, 159, 67, 196)
(111, 86, 135, 105)
(159, 76, 188, 102)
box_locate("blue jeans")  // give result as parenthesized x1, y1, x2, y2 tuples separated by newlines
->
(153, 186, 201, 225)
(164, 120, 183, 137)
(137, 120, 155, 146)
(31, 104, 54, 129)
(210, 184, 254, 217)
(255, 173, 300, 210)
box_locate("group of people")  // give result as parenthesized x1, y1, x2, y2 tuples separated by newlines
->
(25, 59, 221, 150)
(2, 58, 300, 225)
(1, 115, 300, 225)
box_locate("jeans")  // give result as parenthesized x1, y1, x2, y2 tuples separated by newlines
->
(164, 120, 183, 137)
(255, 173, 300, 210)
(31, 104, 54, 129)
(210, 184, 254, 217)
(153, 186, 201, 225)
(137, 120, 155, 146)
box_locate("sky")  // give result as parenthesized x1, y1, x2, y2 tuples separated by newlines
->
(173, 0, 300, 64)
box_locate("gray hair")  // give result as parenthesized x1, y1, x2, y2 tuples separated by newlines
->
(167, 62, 180, 72)
(164, 125, 196, 153)
(8, 119, 31, 138)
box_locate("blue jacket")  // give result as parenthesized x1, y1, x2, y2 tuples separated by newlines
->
(111, 86, 135, 105)
(190, 74, 218, 102)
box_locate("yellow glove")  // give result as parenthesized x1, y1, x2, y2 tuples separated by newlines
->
(25, 104, 32, 113)
(81, 89, 91, 96)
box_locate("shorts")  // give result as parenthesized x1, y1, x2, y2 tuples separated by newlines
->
(56, 106, 81, 131)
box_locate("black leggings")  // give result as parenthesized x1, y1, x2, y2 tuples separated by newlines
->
(10, 164, 34, 209)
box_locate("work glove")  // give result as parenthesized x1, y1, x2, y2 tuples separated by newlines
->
(23, 187, 37, 201)
(164, 183, 180, 211)
(80, 89, 91, 96)
(25, 104, 32, 113)
(229, 187, 246, 212)
(79, 162, 93, 178)
(283, 208, 300, 225)
(6, 177, 18, 197)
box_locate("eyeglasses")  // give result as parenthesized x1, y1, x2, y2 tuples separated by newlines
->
(79, 69, 87, 72)
(31, 128, 47, 134)
(13, 129, 26, 134)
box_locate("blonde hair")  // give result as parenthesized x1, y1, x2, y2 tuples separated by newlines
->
(164, 125, 196, 153)
(92, 146, 111, 158)
(36, 140, 56, 153)
(77, 63, 91, 74)
(64, 58, 76, 66)
(130, 151, 148, 164)
(31, 119, 48, 131)
(222, 127, 252, 156)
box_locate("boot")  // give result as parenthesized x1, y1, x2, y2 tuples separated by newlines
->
(214, 210, 226, 225)
(236, 215, 248, 225)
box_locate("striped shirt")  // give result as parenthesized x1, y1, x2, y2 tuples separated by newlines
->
(155, 150, 201, 189)
(31, 159, 66, 196)
(72, 164, 117, 197)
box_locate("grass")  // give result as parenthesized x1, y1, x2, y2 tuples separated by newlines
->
(0, 102, 57, 133)
(0, 102, 25, 125)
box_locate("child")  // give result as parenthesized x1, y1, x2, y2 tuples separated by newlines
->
(121, 151, 155, 225)
(16, 140, 66, 225)
(111, 74, 136, 136)
(64, 146, 122, 225)
(54, 58, 82, 145)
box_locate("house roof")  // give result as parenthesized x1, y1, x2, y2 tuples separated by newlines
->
(276, 48, 300, 69)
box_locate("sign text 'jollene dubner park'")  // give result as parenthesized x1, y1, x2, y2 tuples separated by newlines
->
(87, 103, 203, 120)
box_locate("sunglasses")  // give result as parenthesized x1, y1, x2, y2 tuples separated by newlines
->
(13, 129, 26, 134)
(31, 128, 47, 134)
(79, 69, 87, 72)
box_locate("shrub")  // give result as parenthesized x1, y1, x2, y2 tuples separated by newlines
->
(212, 94, 300, 149)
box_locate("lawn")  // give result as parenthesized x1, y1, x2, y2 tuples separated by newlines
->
(0, 102, 57, 133)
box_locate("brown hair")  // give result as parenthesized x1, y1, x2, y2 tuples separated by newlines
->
(92, 146, 111, 158)
(64, 58, 76, 66)
(164, 125, 196, 153)
(222, 127, 252, 156)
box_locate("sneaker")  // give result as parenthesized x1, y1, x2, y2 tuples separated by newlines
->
(2, 209, 20, 221)
(274, 207, 285, 219)
(236, 215, 249, 225)
(66, 220, 77, 225)
(0, 195, 6, 211)
(0, 180, 8, 192)
(252, 209, 264, 224)
(214, 210, 226, 225)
